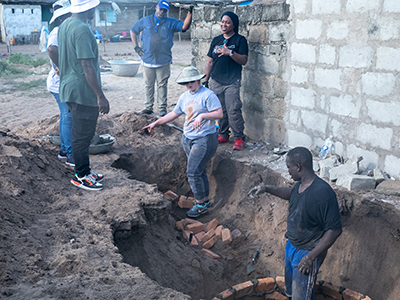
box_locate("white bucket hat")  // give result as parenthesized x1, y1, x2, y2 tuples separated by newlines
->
(176, 66, 206, 85)
(70, 0, 100, 13)
(50, 0, 71, 24)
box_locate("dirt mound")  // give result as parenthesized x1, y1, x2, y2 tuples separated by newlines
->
(1, 112, 400, 299)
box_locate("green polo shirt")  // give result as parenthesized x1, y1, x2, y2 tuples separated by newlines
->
(58, 17, 100, 107)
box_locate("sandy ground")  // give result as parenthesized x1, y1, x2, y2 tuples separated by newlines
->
(1, 41, 400, 300)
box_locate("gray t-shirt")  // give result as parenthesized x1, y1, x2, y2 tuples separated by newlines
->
(173, 86, 221, 139)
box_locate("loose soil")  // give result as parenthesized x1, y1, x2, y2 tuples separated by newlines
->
(1, 41, 400, 300)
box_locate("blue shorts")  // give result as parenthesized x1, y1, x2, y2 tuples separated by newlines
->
(284, 240, 323, 300)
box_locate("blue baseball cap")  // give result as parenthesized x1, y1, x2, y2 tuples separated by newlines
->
(157, 0, 170, 11)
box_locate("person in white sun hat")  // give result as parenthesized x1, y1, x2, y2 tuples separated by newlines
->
(143, 66, 223, 218)
(58, 0, 110, 191)
(47, 0, 72, 164)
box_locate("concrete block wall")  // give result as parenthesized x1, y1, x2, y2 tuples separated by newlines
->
(191, 2, 290, 145)
(285, 0, 400, 178)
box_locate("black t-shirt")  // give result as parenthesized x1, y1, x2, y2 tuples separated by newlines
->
(285, 176, 342, 251)
(207, 33, 248, 85)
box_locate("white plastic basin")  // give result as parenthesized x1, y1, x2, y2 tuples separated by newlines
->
(108, 60, 140, 77)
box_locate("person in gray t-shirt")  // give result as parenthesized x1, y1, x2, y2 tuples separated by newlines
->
(143, 66, 222, 218)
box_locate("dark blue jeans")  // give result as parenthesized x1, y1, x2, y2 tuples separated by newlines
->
(181, 132, 218, 201)
(67, 103, 98, 178)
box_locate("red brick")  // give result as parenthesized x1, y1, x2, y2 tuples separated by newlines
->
(276, 276, 285, 291)
(244, 296, 264, 300)
(320, 282, 343, 299)
(200, 248, 221, 260)
(217, 289, 234, 300)
(232, 281, 254, 298)
(202, 228, 215, 242)
(222, 228, 232, 242)
(255, 277, 276, 293)
(190, 235, 198, 246)
(175, 220, 186, 231)
(215, 225, 224, 239)
(205, 218, 219, 232)
(343, 288, 367, 300)
(203, 236, 217, 249)
(265, 291, 288, 300)
(182, 230, 192, 242)
(231, 228, 242, 238)
(178, 196, 195, 208)
(163, 190, 179, 201)
(186, 222, 204, 234)
(195, 231, 205, 242)
(184, 218, 201, 224)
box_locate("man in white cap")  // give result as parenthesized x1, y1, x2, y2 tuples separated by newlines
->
(58, 0, 110, 191)
(130, 1, 193, 117)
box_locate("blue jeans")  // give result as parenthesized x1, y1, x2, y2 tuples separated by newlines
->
(67, 103, 98, 178)
(285, 240, 325, 300)
(181, 132, 218, 200)
(52, 92, 73, 157)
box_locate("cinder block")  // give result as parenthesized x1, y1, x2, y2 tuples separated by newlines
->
(163, 190, 179, 201)
(320, 282, 343, 299)
(195, 231, 205, 242)
(215, 225, 224, 239)
(200, 248, 221, 260)
(255, 277, 276, 293)
(203, 236, 217, 249)
(222, 228, 232, 242)
(336, 174, 376, 191)
(205, 218, 219, 232)
(232, 281, 254, 298)
(187, 222, 204, 234)
(178, 196, 195, 208)
(202, 228, 215, 242)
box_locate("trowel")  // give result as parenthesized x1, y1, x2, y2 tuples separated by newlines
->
(247, 249, 259, 275)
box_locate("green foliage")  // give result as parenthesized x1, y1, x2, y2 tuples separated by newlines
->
(0, 60, 26, 76)
(8, 53, 48, 67)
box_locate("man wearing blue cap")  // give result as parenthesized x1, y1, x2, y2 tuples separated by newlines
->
(130, 1, 193, 116)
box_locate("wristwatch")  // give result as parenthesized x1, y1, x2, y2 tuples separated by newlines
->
(229, 50, 234, 57)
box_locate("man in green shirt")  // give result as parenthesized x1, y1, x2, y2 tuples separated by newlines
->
(58, 0, 110, 191)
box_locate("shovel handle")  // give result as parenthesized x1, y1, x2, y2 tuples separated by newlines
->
(252, 249, 259, 262)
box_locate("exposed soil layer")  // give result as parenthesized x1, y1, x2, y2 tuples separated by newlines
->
(1, 112, 400, 300)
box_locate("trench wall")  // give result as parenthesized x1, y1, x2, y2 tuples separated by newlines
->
(191, 0, 400, 179)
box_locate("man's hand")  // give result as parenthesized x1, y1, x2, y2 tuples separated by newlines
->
(134, 45, 144, 57)
(298, 255, 313, 274)
(98, 95, 110, 114)
(202, 81, 209, 88)
(143, 122, 157, 133)
(248, 185, 268, 197)
(55, 67, 60, 76)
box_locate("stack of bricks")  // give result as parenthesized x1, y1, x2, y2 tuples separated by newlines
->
(211, 277, 372, 300)
(175, 217, 242, 261)
(163, 190, 195, 209)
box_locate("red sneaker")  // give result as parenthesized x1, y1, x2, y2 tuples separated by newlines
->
(233, 138, 245, 150)
(218, 136, 229, 144)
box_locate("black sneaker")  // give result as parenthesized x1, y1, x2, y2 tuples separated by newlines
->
(58, 151, 67, 159)
(186, 200, 211, 218)
(90, 170, 104, 182)
(140, 108, 153, 115)
(71, 173, 103, 191)
(159, 110, 167, 117)
(66, 156, 75, 167)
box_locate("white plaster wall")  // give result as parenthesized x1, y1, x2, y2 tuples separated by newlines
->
(3, 5, 41, 39)
(285, 0, 400, 178)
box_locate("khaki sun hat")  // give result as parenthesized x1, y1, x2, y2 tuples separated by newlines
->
(70, 0, 99, 13)
(176, 66, 206, 85)
(50, 0, 71, 24)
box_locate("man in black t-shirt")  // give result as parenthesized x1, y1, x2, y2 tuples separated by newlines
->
(249, 147, 342, 300)
(203, 11, 248, 150)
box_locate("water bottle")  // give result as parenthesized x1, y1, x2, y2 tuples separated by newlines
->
(319, 135, 333, 159)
